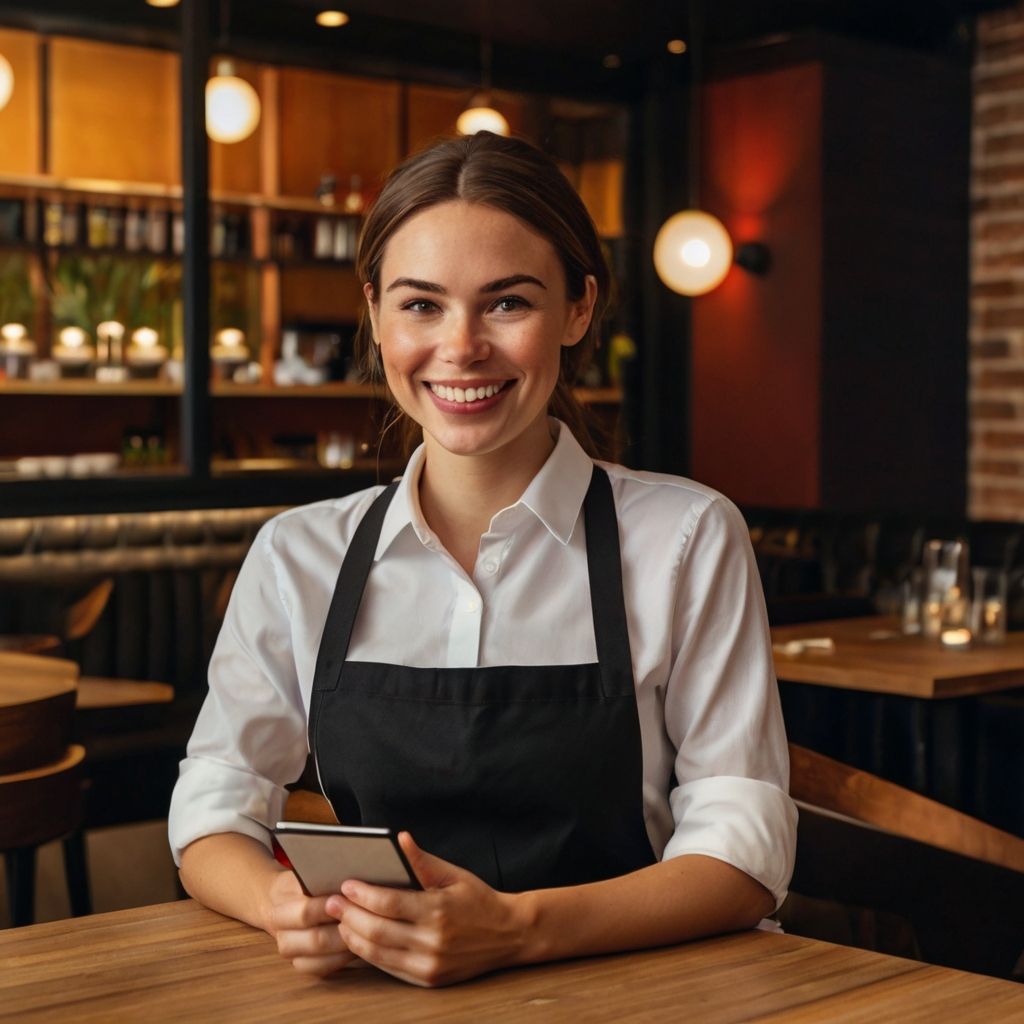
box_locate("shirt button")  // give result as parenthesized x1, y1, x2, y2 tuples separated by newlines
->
(484, 560, 498, 574)
(467, 598, 479, 612)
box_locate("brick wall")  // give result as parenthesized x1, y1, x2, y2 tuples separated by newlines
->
(972, 6, 1024, 520)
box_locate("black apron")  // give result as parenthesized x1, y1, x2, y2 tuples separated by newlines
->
(309, 465, 656, 893)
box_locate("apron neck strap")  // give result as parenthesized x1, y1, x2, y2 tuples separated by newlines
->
(312, 465, 636, 696)
(582, 465, 637, 698)
(313, 481, 399, 693)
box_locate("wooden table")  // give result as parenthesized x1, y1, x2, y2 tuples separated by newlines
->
(771, 616, 1024, 805)
(2, 901, 1023, 1023)
(76, 676, 175, 710)
(771, 615, 1024, 699)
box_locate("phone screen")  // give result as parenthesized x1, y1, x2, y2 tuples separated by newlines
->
(273, 822, 421, 895)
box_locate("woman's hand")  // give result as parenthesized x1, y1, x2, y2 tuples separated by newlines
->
(325, 832, 532, 987)
(268, 868, 360, 976)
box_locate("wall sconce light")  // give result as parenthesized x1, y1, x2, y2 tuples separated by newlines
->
(654, 210, 733, 296)
(206, 60, 261, 144)
(734, 242, 771, 275)
(654, 212, 772, 295)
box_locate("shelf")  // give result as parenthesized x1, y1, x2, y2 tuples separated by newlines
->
(211, 382, 382, 398)
(0, 379, 181, 396)
(0, 380, 623, 403)
(0, 171, 357, 215)
(212, 457, 405, 478)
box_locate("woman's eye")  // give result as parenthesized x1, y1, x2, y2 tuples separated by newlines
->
(493, 295, 528, 313)
(404, 299, 437, 313)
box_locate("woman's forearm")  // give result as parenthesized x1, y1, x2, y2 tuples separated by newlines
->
(512, 854, 775, 966)
(179, 832, 287, 935)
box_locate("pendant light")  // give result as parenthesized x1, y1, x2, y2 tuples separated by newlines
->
(0, 53, 13, 112)
(206, 1, 260, 144)
(457, 2, 508, 137)
(653, 1, 768, 296)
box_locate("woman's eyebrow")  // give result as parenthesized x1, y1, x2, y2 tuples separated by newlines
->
(386, 277, 446, 293)
(481, 275, 546, 292)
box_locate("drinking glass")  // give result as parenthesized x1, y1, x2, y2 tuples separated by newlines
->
(901, 567, 925, 634)
(971, 567, 1008, 645)
(923, 539, 969, 638)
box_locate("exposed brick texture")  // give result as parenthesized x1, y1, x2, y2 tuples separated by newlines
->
(971, 4, 1024, 519)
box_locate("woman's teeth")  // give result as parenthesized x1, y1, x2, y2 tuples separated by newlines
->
(429, 382, 504, 403)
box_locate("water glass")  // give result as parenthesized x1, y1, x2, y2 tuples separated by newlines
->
(971, 567, 1008, 645)
(923, 539, 970, 638)
(901, 567, 924, 634)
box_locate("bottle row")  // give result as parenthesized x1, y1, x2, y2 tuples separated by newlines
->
(0, 198, 363, 263)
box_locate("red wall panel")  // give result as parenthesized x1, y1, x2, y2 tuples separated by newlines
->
(692, 62, 823, 508)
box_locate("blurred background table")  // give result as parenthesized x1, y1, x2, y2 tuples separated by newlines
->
(771, 616, 1024, 813)
(2, 900, 1024, 1022)
(771, 615, 1024, 698)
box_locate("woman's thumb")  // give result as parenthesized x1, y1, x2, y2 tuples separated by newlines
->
(398, 831, 461, 890)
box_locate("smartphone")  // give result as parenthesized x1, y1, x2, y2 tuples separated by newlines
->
(273, 822, 422, 896)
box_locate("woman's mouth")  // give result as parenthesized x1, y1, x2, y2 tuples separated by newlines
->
(424, 379, 513, 412)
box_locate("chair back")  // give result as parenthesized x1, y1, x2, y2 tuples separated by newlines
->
(0, 652, 78, 775)
(788, 743, 1024, 977)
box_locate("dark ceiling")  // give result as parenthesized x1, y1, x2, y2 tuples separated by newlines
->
(0, 0, 1014, 100)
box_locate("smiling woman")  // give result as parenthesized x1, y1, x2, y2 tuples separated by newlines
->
(170, 133, 797, 988)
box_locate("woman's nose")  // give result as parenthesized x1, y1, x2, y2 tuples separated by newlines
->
(438, 314, 489, 366)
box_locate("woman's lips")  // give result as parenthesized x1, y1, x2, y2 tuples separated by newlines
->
(423, 379, 513, 415)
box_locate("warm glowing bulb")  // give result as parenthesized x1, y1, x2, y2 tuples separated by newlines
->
(216, 328, 245, 348)
(654, 210, 733, 296)
(681, 239, 711, 267)
(667, 39, 687, 54)
(132, 327, 159, 348)
(206, 63, 261, 144)
(97, 320, 125, 341)
(456, 103, 509, 137)
(146, 0, 181, 6)
(316, 10, 349, 26)
(1, 323, 26, 342)
(59, 326, 88, 348)
(0, 54, 13, 112)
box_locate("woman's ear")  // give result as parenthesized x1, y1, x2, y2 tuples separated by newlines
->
(363, 282, 380, 345)
(562, 275, 599, 349)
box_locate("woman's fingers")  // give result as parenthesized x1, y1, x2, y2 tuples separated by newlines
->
(334, 896, 421, 949)
(271, 892, 336, 931)
(275, 919, 350, 958)
(290, 952, 360, 976)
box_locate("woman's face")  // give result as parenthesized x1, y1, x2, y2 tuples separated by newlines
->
(367, 200, 597, 460)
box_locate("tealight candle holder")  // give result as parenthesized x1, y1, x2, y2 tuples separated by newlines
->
(52, 326, 95, 378)
(941, 628, 972, 650)
(0, 322, 36, 379)
(210, 327, 250, 381)
(126, 327, 168, 379)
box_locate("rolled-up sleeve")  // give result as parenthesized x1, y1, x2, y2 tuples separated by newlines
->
(168, 520, 309, 865)
(660, 497, 797, 907)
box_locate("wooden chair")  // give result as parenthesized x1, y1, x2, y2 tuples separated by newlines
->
(0, 652, 91, 927)
(786, 742, 1024, 978)
(283, 788, 338, 825)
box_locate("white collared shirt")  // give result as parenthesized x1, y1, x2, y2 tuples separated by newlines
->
(169, 421, 797, 905)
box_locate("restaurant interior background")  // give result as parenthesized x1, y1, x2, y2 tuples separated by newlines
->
(3, 0, 1024, 962)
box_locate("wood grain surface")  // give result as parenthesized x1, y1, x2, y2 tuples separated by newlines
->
(771, 616, 1024, 697)
(1, 900, 1023, 1022)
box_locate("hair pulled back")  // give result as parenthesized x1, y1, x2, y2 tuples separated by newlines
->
(354, 131, 611, 458)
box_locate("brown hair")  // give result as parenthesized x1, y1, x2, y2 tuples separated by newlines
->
(353, 131, 611, 458)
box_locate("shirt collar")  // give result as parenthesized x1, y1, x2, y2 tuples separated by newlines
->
(373, 419, 595, 561)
